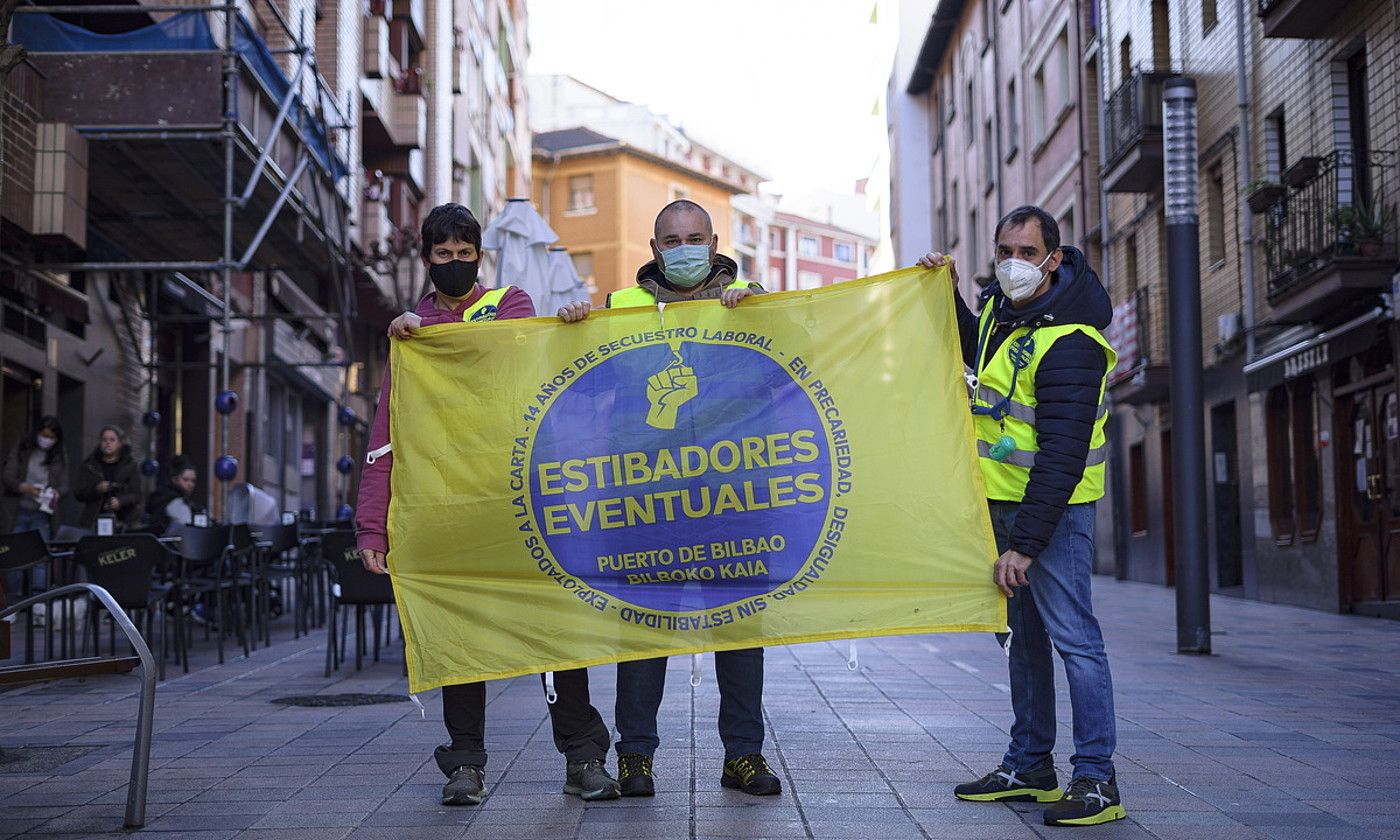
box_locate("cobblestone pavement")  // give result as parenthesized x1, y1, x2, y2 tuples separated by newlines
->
(2, 576, 1398, 839)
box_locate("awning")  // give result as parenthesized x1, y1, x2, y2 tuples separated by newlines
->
(1243, 305, 1389, 391)
(0, 268, 91, 324)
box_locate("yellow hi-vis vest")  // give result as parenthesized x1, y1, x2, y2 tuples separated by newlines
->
(461, 286, 512, 322)
(970, 304, 1117, 503)
(606, 278, 752, 309)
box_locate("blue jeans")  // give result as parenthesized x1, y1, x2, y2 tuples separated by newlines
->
(989, 501, 1116, 782)
(615, 648, 765, 761)
(3, 508, 52, 595)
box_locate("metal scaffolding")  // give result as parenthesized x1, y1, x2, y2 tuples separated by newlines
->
(12, 0, 361, 513)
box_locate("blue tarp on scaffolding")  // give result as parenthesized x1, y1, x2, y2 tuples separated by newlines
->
(11, 10, 348, 179)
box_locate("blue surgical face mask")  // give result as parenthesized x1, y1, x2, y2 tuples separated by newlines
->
(658, 243, 713, 288)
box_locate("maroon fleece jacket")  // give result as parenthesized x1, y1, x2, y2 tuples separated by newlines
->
(355, 284, 535, 554)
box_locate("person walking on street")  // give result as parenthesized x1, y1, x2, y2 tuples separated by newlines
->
(362, 203, 619, 807)
(556, 199, 780, 798)
(919, 205, 1125, 827)
(74, 426, 141, 530)
(1, 416, 68, 598)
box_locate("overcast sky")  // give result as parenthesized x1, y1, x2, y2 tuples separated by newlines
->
(527, 0, 896, 197)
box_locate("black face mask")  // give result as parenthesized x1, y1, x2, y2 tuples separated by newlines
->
(428, 259, 480, 297)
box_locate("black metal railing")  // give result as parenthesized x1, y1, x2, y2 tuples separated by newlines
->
(1108, 285, 1161, 385)
(1103, 71, 1168, 169)
(1260, 149, 1398, 298)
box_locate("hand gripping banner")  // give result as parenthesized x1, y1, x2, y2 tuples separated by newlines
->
(386, 266, 1004, 692)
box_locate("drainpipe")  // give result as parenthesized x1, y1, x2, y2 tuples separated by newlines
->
(1235, 0, 1258, 360)
(991, 2, 1004, 225)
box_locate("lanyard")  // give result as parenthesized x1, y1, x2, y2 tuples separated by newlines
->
(970, 309, 1035, 423)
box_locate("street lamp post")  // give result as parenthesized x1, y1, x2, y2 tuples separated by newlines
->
(1163, 76, 1212, 655)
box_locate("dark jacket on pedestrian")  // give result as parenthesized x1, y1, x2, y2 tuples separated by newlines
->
(146, 483, 206, 535)
(610, 254, 763, 305)
(952, 246, 1112, 558)
(0, 437, 69, 533)
(73, 445, 142, 529)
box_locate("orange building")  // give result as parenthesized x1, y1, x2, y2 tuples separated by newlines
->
(532, 128, 745, 304)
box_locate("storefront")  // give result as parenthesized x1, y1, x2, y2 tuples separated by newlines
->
(1244, 302, 1398, 618)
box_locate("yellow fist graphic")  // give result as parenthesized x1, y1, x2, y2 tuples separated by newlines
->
(645, 346, 699, 430)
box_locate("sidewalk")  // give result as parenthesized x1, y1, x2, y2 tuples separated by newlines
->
(2, 577, 1398, 839)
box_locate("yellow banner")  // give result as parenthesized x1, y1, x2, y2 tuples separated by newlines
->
(387, 266, 1004, 693)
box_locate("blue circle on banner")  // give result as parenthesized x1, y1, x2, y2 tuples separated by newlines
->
(528, 340, 833, 613)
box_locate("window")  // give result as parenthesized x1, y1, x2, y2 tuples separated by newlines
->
(1058, 207, 1075, 248)
(983, 120, 996, 186)
(1056, 28, 1071, 107)
(969, 208, 980, 273)
(1119, 35, 1132, 85)
(833, 241, 854, 263)
(1264, 107, 1287, 179)
(951, 182, 961, 245)
(1129, 442, 1148, 535)
(1202, 0, 1218, 34)
(566, 174, 594, 213)
(1207, 163, 1226, 265)
(797, 270, 823, 290)
(965, 79, 976, 144)
(770, 229, 784, 251)
(766, 265, 783, 289)
(1006, 79, 1019, 158)
(798, 235, 819, 257)
(570, 252, 596, 291)
(1032, 66, 1047, 143)
(1291, 378, 1321, 540)
(1265, 386, 1293, 543)
(1125, 233, 1139, 295)
(936, 204, 947, 248)
(1152, 0, 1171, 72)
(1265, 379, 1323, 544)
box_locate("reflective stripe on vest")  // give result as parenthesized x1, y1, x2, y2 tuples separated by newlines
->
(607, 278, 752, 309)
(461, 286, 512, 322)
(970, 304, 1118, 504)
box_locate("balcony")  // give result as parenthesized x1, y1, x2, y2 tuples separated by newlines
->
(1101, 72, 1171, 194)
(1106, 285, 1170, 405)
(363, 15, 389, 79)
(1258, 0, 1357, 38)
(387, 80, 426, 150)
(1260, 149, 1398, 322)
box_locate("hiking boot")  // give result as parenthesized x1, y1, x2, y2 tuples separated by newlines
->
(954, 764, 1061, 802)
(1044, 776, 1126, 826)
(441, 764, 485, 806)
(721, 752, 781, 796)
(563, 758, 620, 800)
(617, 752, 655, 797)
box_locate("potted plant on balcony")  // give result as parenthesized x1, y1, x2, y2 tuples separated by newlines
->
(1330, 205, 1358, 254)
(1245, 178, 1285, 214)
(1282, 156, 1323, 189)
(1352, 194, 1396, 257)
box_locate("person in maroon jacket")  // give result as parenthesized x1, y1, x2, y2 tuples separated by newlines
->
(356, 203, 619, 807)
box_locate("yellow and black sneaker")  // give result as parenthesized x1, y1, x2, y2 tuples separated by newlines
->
(721, 752, 782, 796)
(617, 752, 655, 797)
(1043, 776, 1126, 826)
(954, 765, 1062, 802)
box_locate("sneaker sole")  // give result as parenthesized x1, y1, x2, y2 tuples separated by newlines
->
(720, 775, 782, 796)
(441, 792, 484, 806)
(619, 782, 655, 798)
(956, 787, 1063, 803)
(563, 783, 621, 801)
(1045, 805, 1127, 826)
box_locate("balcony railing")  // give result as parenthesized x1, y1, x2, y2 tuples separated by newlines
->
(1260, 149, 1398, 301)
(1101, 71, 1170, 193)
(1107, 285, 1170, 404)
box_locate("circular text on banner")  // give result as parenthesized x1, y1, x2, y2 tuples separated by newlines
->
(526, 337, 835, 614)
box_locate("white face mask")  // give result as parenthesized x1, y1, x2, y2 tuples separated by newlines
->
(995, 252, 1054, 302)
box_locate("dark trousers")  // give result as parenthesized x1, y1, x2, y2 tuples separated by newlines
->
(432, 668, 610, 777)
(615, 648, 765, 761)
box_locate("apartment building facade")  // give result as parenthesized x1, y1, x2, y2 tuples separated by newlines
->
(890, 0, 1400, 619)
